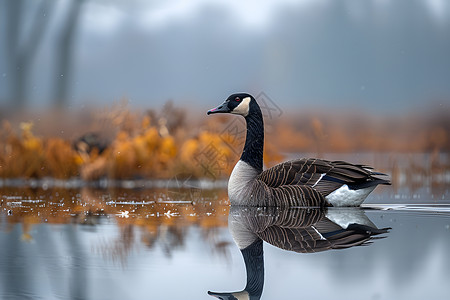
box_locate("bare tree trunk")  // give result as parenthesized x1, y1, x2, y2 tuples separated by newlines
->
(6, 0, 25, 109)
(53, 0, 84, 109)
(5, 0, 53, 110)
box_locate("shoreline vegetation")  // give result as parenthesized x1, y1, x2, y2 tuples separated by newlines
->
(0, 101, 449, 183)
(0, 102, 449, 240)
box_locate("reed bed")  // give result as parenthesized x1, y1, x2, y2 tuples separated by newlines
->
(0, 101, 448, 181)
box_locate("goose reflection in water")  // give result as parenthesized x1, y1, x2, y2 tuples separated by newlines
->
(208, 204, 390, 300)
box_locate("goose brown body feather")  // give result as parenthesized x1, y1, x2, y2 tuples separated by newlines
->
(257, 158, 389, 197)
(231, 158, 389, 207)
(230, 206, 390, 254)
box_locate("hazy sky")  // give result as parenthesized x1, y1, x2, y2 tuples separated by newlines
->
(1, 0, 449, 113)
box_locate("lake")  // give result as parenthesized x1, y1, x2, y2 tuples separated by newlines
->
(0, 153, 449, 300)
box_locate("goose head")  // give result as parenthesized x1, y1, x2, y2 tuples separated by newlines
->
(207, 93, 256, 117)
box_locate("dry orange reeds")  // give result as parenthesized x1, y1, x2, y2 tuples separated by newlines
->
(0, 102, 448, 181)
(45, 138, 79, 178)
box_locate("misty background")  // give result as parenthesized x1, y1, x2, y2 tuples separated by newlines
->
(0, 0, 449, 114)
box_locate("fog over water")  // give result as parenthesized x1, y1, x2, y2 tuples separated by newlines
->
(1, 0, 449, 113)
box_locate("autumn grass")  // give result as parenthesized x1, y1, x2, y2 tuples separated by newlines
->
(0, 102, 449, 181)
(0, 103, 246, 181)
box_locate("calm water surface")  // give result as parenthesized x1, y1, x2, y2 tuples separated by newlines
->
(0, 157, 449, 300)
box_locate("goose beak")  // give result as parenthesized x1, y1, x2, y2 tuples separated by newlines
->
(207, 101, 230, 115)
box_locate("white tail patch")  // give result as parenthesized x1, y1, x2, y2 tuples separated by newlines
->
(325, 184, 376, 207)
(325, 208, 377, 229)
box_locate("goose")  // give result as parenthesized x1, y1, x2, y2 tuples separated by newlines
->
(207, 93, 390, 207)
(208, 206, 390, 299)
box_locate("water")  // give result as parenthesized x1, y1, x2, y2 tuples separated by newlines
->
(0, 158, 449, 299)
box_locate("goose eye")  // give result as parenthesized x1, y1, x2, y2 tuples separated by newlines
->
(235, 97, 241, 102)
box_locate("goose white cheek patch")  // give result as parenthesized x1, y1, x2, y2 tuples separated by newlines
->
(231, 97, 251, 117)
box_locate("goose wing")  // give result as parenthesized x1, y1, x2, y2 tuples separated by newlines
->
(257, 158, 389, 196)
(257, 225, 333, 253)
(257, 219, 389, 253)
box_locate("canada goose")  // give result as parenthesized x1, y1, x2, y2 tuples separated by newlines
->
(207, 93, 390, 207)
(208, 206, 390, 299)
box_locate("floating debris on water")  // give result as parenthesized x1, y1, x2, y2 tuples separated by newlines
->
(117, 211, 129, 218)
(106, 201, 155, 205)
(164, 210, 178, 218)
(158, 200, 192, 204)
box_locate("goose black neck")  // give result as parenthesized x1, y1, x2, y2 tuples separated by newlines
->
(241, 239, 264, 299)
(241, 101, 264, 172)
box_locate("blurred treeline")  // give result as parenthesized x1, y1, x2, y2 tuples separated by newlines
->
(277, 106, 450, 154)
(0, 101, 448, 181)
(1, 0, 84, 109)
